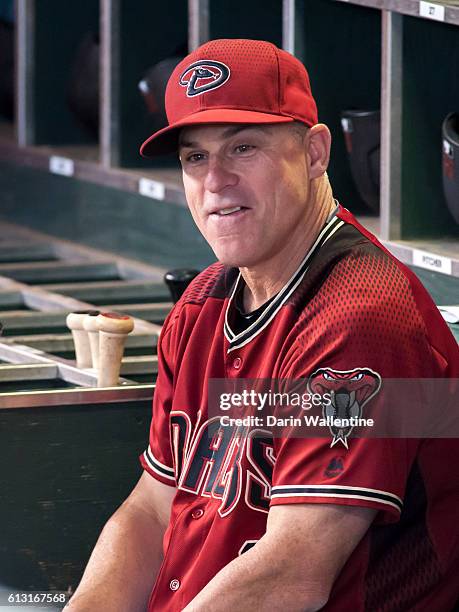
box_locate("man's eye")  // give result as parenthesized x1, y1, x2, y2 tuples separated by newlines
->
(185, 153, 205, 163)
(235, 144, 255, 154)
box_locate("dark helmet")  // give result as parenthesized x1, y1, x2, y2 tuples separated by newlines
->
(341, 110, 380, 213)
(164, 269, 200, 303)
(138, 57, 184, 123)
(138, 42, 187, 125)
(442, 112, 459, 225)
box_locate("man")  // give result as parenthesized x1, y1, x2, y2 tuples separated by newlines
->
(67, 39, 459, 611)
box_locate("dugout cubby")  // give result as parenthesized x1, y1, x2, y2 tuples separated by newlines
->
(208, 0, 282, 45)
(401, 15, 459, 239)
(114, 0, 188, 169)
(294, 0, 382, 217)
(26, 0, 100, 153)
(0, 1, 15, 142)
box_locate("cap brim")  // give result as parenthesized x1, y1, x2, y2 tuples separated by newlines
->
(139, 109, 295, 158)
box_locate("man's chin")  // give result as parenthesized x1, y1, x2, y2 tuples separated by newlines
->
(213, 250, 255, 269)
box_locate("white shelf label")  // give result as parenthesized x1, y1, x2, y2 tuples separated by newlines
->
(419, 1, 445, 22)
(139, 177, 166, 200)
(412, 248, 452, 275)
(49, 156, 74, 177)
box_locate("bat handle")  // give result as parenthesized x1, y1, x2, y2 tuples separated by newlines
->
(96, 313, 134, 387)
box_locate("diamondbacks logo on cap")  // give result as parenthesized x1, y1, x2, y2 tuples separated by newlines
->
(179, 60, 230, 97)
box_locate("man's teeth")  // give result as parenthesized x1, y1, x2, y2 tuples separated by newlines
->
(218, 206, 242, 216)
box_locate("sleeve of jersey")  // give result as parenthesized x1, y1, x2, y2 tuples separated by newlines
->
(271, 436, 413, 524)
(270, 301, 437, 524)
(139, 315, 176, 488)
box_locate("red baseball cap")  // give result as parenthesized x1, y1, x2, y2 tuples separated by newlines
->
(140, 38, 318, 157)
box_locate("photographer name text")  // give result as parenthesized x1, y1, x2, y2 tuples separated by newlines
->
(220, 415, 374, 428)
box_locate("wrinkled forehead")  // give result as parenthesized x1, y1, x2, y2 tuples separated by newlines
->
(178, 123, 280, 148)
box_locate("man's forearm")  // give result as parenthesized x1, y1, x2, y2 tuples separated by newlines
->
(65, 498, 165, 612)
(183, 503, 376, 612)
(182, 534, 327, 612)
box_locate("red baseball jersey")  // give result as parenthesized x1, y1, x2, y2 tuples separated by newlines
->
(140, 206, 459, 611)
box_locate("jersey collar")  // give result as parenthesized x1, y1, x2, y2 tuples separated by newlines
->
(224, 209, 344, 352)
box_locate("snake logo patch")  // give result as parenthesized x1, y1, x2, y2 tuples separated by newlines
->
(308, 368, 382, 449)
(179, 60, 231, 97)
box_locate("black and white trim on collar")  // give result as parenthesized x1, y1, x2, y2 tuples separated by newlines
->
(224, 212, 345, 352)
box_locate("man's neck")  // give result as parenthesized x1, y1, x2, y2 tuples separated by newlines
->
(240, 182, 336, 312)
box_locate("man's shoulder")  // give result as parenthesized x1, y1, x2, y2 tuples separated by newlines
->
(293, 239, 419, 337)
(290, 220, 458, 375)
(294, 209, 435, 319)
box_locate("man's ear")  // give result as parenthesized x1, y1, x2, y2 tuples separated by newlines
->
(307, 124, 331, 179)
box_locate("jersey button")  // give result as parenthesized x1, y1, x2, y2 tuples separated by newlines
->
(169, 578, 180, 591)
(191, 508, 204, 519)
(233, 357, 242, 370)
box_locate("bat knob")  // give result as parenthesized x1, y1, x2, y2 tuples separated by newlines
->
(82, 310, 101, 333)
(164, 269, 200, 303)
(96, 312, 135, 335)
(66, 309, 99, 331)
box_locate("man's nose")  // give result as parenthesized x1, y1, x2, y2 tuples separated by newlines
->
(203, 156, 238, 193)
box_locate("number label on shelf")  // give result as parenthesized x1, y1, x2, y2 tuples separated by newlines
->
(419, 1, 445, 22)
(139, 178, 166, 201)
(49, 156, 74, 177)
(412, 249, 452, 275)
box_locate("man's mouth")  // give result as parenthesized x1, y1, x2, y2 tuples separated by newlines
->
(218, 206, 242, 216)
(211, 206, 249, 216)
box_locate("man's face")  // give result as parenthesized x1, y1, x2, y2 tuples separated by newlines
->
(179, 123, 313, 269)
